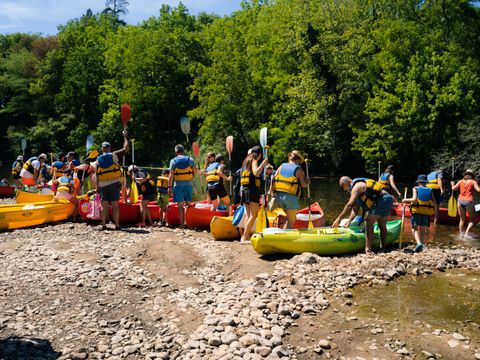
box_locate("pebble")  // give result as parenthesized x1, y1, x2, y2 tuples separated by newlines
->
(448, 339, 460, 348)
(318, 339, 331, 349)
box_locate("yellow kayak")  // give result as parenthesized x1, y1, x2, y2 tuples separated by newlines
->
(210, 210, 284, 241)
(16, 189, 54, 204)
(0, 200, 75, 231)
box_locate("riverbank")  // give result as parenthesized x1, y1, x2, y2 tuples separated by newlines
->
(1, 223, 480, 359)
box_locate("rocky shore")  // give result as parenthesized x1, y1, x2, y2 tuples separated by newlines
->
(1, 221, 480, 359)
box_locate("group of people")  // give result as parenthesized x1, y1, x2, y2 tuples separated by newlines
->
(333, 166, 480, 256)
(9, 131, 479, 253)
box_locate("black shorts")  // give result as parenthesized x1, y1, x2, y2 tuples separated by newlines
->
(13, 175, 21, 180)
(240, 186, 261, 204)
(432, 189, 443, 206)
(99, 182, 121, 202)
(208, 183, 228, 199)
(141, 193, 156, 201)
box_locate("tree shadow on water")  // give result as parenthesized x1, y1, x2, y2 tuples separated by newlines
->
(0, 336, 61, 360)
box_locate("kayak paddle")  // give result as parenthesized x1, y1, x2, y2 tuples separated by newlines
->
(192, 141, 203, 195)
(448, 191, 457, 217)
(120, 104, 131, 203)
(130, 139, 139, 204)
(226, 136, 233, 196)
(399, 187, 407, 249)
(256, 127, 269, 232)
(305, 158, 313, 228)
(180, 116, 190, 142)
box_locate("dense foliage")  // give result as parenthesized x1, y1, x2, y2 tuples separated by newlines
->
(1, 0, 480, 178)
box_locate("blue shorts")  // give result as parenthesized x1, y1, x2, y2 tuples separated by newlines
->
(411, 213, 430, 227)
(276, 191, 299, 210)
(173, 185, 192, 203)
(370, 192, 394, 216)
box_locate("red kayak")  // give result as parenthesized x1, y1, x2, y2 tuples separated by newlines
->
(391, 202, 480, 225)
(294, 202, 326, 228)
(0, 186, 16, 198)
(165, 202, 199, 227)
(185, 204, 229, 229)
(78, 199, 162, 224)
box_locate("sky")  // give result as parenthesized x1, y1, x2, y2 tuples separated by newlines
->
(0, 0, 243, 35)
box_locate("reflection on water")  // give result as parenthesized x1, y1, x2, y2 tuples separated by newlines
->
(353, 270, 480, 338)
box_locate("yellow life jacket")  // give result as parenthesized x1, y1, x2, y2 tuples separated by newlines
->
(172, 156, 194, 181)
(378, 172, 391, 191)
(96, 153, 122, 181)
(206, 162, 221, 184)
(135, 169, 156, 194)
(57, 176, 72, 193)
(426, 171, 440, 189)
(240, 167, 260, 188)
(411, 186, 434, 216)
(12, 161, 22, 177)
(273, 163, 300, 195)
(157, 176, 169, 194)
(351, 178, 385, 211)
(52, 161, 65, 178)
(23, 157, 37, 174)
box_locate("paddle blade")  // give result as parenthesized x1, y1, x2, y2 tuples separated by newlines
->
(180, 116, 190, 136)
(130, 182, 139, 204)
(192, 141, 200, 157)
(259, 127, 268, 148)
(226, 136, 233, 156)
(121, 104, 131, 127)
(448, 194, 457, 217)
(256, 206, 267, 232)
(86, 135, 94, 151)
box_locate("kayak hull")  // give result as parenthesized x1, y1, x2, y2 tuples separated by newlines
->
(16, 189, 54, 203)
(185, 205, 228, 229)
(391, 203, 480, 225)
(0, 200, 75, 231)
(251, 220, 401, 256)
(293, 202, 326, 228)
(78, 199, 162, 224)
(0, 186, 16, 198)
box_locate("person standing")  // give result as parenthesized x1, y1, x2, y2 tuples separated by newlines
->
(451, 169, 480, 237)
(239, 146, 269, 243)
(11, 155, 24, 188)
(128, 165, 156, 227)
(205, 155, 232, 213)
(426, 169, 444, 224)
(378, 165, 402, 199)
(92, 130, 129, 230)
(156, 169, 170, 225)
(54, 169, 76, 203)
(272, 151, 308, 228)
(168, 144, 196, 228)
(403, 174, 437, 252)
(20, 154, 48, 189)
(52, 152, 67, 181)
(332, 176, 394, 255)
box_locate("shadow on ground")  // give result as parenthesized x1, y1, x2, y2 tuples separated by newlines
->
(0, 336, 61, 360)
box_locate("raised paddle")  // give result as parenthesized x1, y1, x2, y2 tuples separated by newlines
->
(256, 127, 269, 232)
(21, 138, 27, 156)
(120, 104, 131, 203)
(448, 157, 457, 217)
(305, 158, 314, 229)
(226, 136, 233, 196)
(180, 116, 190, 142)
(192, 141, 203, 195)
(399, 187, 408, 249)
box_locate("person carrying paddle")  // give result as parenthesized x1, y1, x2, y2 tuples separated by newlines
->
(128, 165, 155, 227)
(11, 155, 24, 188)
(168, 144, 197, 228)
(426, 169, 444, 224)
(92, 131, 129, 230)
(239, 146, 269, 243)
(332, 176, 394, 255)
(451, 169, 480, 237)
(403, 174, 438, 252)
(205, 154, 232, 214)
(20, 153, 48, 190)
(378, 165, 402, 199)
(272, 150, 308, 229)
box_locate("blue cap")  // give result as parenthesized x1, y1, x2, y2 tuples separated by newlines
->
(416, 174, 428, 183)
(101, 142, 111, 148)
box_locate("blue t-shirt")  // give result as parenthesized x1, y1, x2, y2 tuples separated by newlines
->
(169, 155, 195, 187)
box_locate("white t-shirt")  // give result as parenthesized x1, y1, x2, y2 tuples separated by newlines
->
(20, 160, 41, 178)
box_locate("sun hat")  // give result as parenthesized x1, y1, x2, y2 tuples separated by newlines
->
(38, 153, 48, 160)
(416, 174, 428, 183)
(464, 169, 476, 178)
(16, 155, 23, 161)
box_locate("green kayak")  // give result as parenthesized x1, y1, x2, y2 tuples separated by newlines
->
(250, 220, 402, 256)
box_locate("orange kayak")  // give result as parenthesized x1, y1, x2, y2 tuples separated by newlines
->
(185, 203, 229, 229)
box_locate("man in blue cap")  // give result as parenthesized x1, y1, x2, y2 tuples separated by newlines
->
(92, 130, 129, 230)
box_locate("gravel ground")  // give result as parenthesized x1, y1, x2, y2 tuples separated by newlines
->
(1, 220, 480, 360)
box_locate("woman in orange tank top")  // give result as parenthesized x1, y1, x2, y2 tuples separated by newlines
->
(451, 169, 480, 237)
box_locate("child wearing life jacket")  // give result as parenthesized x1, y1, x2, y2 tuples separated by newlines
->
(403, 174, 438, 253)
(205, 155, 232, 214)
(54, 169, 76, 203)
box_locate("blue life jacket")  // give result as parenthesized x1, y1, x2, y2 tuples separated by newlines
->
(172, 156, 194, 181)
(411, 186, 434, 216)
(97, 153, 121, 181)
